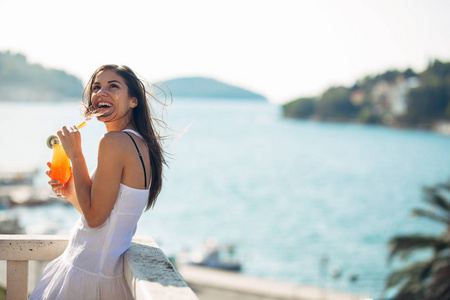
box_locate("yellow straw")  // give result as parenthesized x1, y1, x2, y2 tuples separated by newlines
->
(76, 121, 87, 129)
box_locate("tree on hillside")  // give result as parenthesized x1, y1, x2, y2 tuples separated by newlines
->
(355, 68, 417, 94)
(385, 181, 450, 300)
(376, 70, 402, 83)
(402, 60, 450, 125)
(404, 68, 417, 79)
(404, 84, 449, 125)
(423, 59, 450, 82)
(282, 97, 316, 119)
(316, 86, 360, 120)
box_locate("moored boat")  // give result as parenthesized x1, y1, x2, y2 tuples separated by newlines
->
(177, 238, 242, 272)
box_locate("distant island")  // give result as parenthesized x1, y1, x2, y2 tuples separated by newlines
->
(283, 59, 450, 134)
(0, 51, 267, 102)
(0, 51, 83, 102)
(162, 77, 267, 100)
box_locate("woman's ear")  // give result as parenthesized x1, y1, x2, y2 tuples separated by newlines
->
(130, 97, 138, 108)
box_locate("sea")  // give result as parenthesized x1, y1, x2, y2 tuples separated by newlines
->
(1, 99, 450, 299)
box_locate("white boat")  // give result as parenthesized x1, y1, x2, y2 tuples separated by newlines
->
(177, 238, 242, 272)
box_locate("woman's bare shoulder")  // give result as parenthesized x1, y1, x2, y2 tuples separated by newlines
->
(98, 131, 132, 154)
(100, 131, 129, 143)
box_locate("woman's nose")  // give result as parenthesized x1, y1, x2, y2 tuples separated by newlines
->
(98, 87, 108, 96)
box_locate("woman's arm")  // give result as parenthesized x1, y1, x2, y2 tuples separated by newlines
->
(59, 127, 125, 228)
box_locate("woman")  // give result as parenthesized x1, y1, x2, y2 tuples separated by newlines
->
(29, 65, 167, 299)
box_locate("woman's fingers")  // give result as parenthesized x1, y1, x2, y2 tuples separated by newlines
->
(60, 125, 77, 135)
(46, 162, 52, 178)
(48, 180, 61, 186)
(50, 184, 64, 194)
(56, 125, 78, 140)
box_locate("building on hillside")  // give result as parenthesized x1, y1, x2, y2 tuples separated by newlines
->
(349, 89, 366, 106)
(370, 75, 420, 117)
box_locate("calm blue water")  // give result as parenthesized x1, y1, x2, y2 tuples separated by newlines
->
(2, 100, 450, 298)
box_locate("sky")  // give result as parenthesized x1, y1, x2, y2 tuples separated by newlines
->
(1, 0, 449, 103)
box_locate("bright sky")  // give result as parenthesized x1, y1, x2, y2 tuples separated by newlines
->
(1, 0, 449, 103)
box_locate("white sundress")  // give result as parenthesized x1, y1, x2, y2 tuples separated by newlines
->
(29, 130, 150, 300)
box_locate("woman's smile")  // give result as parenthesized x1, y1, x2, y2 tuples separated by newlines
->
(97, 101, 112, 108)
(95, 100, 114, 115)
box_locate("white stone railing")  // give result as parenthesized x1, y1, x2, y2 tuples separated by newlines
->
(0, 235, 198, 300)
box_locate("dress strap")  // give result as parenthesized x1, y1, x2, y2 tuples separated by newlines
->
(122, 129, 143, 139)
(123, 131, 147, 189)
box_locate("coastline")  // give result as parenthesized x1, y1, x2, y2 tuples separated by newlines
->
(283, 114, 450, 137)
(177, 264, 370, 300)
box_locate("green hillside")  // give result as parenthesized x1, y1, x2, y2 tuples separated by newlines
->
(0, 51, 83, 101)
(283, 59, 450, 129)
(0, 51, 267, 101)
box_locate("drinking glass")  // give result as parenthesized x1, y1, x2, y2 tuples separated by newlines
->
(47, 121, 86, 199)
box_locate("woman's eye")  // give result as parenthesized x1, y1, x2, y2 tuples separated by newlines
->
(92, 86, 100, 91)
(110, 84, 119, 88)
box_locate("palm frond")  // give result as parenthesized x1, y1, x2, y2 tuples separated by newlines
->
(386, 180, 450, 300)
(412, 208, 450, 225)
(425, 285, 450, 300)
(426, 257, 450, 300)
(393, 287, 424, 300)
(427, 277, 450, 300)
(386, 260, 432, 289)
(435, 182, 450, 192)
(423, 186, 450, 215)
(388, 235, 448, 261)
(430, 256, 450, 286)
(387, 263, 430, 300)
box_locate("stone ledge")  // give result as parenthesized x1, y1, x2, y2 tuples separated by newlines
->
(125, 237, 198, 300)
(0, 235, 69, 261)
(0, 235, 198, 300)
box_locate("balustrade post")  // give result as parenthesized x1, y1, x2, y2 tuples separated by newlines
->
(7, 260, 29, 300)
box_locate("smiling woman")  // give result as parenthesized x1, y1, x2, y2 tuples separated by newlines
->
(84, 68, 137, 124)
(27, 65, 169, 300)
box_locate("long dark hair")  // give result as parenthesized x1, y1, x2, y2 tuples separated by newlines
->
(82, 64, 168, 210)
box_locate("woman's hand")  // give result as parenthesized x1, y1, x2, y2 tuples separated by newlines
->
(46, 162, 75, 199)
(57, 126, 83, 161)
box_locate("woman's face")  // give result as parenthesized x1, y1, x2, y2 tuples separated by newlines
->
(90, 69, 137, 123)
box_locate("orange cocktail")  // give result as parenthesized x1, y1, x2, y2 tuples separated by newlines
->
(47, 121, 87, 185)
(50, 143, 71, 184)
